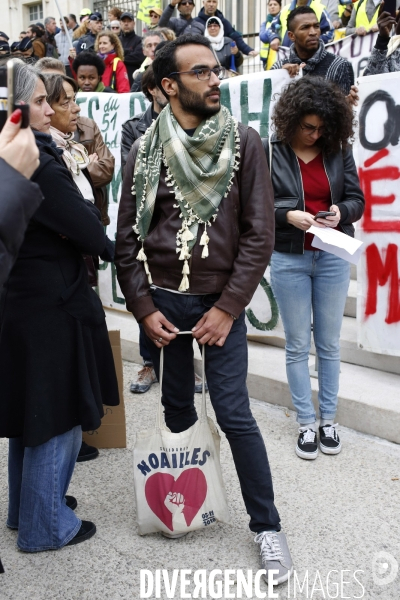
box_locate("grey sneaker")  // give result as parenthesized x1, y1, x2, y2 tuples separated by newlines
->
(194, 372, 208, 394)
(130, 366, 157, 394)
(254, 531, 293, 585)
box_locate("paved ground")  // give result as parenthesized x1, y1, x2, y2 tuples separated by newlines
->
(1, 360, 400, 600)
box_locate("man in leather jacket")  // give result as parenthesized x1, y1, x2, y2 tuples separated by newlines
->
(115, 34, 293, 583)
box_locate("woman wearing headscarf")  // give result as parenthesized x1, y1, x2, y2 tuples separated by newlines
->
(0, 62, 119, 552)
(204, 16, 243, 72)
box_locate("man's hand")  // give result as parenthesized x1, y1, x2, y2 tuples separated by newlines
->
(170, 0, 180, 6)
(231, 42, 238, 55)
(333, 19, 342, 28)
(192, 306, 234, 347)
(249, 50, 259, 56)
(346, 84, 359, 106)
(377, 11, 397, 38)
(282, 62, 305, 77)
(0, 109, 39, 179)
(356, 26, 367, 35)
(315, 205, 341, 228)
(141, 310, 179, 348)
(286, 210, 324, 231)
(270, 38, 281, 51)
(69, 47, 76, 59)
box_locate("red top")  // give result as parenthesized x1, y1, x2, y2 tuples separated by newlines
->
(102, 53, 130, 93)
(298, 152, 331, 251)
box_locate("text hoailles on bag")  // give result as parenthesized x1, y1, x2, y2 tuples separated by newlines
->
(133, 334, 230, 536)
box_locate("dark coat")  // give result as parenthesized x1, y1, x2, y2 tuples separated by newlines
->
(263, 136, 365, 254)
(120, 104, 154, 175)
(188, 8, 253, 54)
(119, 30, 145, 83)
(0, 132, 119, 447)
(214, 38, 243, 70)
(158, 4, 194, 36)
(0, 159, 43, 290)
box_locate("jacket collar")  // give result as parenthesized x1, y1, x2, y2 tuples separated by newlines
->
(288, 40, 326, 70)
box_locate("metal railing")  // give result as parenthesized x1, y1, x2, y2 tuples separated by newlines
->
(92, 0, 280, 73)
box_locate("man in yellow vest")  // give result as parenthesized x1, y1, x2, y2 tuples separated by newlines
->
(268, 0, 334, 47)
(345, 0, 380, 36)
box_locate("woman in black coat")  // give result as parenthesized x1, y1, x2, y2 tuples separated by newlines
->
(0, 62, 119, 552)
(204, 17, 243, 72)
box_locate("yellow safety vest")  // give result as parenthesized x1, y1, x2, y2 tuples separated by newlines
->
(136, 0, 162, 24)
(352, 0, 380, 29)
(280, 1, 326, 43)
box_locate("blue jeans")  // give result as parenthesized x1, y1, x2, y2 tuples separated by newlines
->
(7, 426, 82, 552)
(144, 288, 281, 533)
(270, 250, 350, 425)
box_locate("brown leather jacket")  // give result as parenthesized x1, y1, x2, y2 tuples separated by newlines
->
(75, 116, 115, 226)
(115, 123, 275, 322)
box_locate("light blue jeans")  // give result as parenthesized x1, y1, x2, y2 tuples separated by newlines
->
(7, 426, 82, 552)
(270, 250, 350, 425)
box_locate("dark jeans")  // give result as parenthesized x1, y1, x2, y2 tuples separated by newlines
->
(144, 287, 281, 533)
(139, 324, 153, 365)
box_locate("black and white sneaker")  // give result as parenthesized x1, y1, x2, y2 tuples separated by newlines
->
(319, 423, 341, 455)
(296, 428, 318, 460)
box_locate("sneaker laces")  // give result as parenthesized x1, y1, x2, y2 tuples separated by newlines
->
(137, 366, 153, 382)
(254, 532, 284, 562)
(321, 423, 339, 439)
(298, 428, 316, 444)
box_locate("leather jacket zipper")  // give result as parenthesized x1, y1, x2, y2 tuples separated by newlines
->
(322, 154, 344, 233)
(293, 152, 306, 254)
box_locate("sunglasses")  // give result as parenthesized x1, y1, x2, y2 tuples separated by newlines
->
(111, 26, 120, 29)
(179, 1, 194, 5)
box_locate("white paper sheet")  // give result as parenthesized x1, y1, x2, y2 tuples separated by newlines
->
(309, 226, 364, 265)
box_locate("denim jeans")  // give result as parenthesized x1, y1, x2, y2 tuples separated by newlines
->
(270, 250, 350, 425)
(8, 425, 82, 552)
(143, 287, 281, 533)
(139, 323, 153, 365)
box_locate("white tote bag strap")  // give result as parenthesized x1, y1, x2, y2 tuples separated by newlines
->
(156, 332, 207, 430)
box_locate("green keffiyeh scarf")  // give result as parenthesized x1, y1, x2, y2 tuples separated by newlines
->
(132, 104, 240, 292)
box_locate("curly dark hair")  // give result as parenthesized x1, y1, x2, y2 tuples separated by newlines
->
(72, 50, 105, 77)
(272, 77, 356, 154)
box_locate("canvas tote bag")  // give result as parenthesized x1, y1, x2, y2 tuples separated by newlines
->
(133, 334, 230, 536)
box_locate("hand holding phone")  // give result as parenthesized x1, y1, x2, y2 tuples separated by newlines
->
(315, 211, 336, 219)
(0, 109, 39, 179)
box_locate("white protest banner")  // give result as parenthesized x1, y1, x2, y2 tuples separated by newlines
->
(77, 92, 149, 310)
(77, 71, 291, 337)
(277, 31, 377, 80)
(355, 71, 400, 356)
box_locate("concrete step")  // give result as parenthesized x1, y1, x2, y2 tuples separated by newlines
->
(249, 315, 400, 376)
(105, 310, 400, 444)
(344, 279, 357, 318)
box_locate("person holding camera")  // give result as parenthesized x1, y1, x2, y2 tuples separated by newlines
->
(266, 77, 364, 460)
(0, 62, 119, 551)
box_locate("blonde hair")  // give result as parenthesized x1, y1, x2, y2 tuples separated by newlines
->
(95, 31, 124, 60)
(157, 27, 176, 41)
(73, 20, 89, 40)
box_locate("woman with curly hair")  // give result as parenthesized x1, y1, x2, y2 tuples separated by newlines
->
(267, 77, 364, 460)
(95, 31, 130, 92)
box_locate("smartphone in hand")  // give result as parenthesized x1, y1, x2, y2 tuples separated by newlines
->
(0, 60, 29, 132)
(315, 211, 336, 219)
(383, 0, 397, 17)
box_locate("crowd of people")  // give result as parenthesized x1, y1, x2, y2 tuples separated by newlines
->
(0, 0, 399, 586)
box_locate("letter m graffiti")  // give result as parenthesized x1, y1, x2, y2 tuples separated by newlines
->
(365, 243, 400, 324)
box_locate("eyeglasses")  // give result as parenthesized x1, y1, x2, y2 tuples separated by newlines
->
(299, 122, 325, 135)
(111, 26, 120, 29)
(168, 66, 225, 81)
